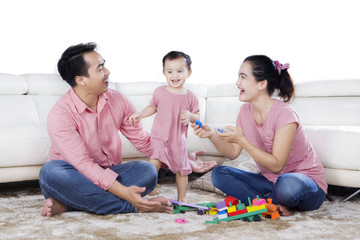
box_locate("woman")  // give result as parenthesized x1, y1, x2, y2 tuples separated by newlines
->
(193, 55, 327, 216)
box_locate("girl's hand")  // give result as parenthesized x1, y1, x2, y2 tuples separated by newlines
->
(180, 110, 190, 125)
(217, 125, 244, 144)
(129, 113, 141, 125)
(191, 122, 215, 139)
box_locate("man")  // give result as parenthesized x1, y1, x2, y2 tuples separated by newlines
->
(39, 42, 173, 216)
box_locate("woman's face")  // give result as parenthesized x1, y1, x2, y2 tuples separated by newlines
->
(236, 61, 262, 102)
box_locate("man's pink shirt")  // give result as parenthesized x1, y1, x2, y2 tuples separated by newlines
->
(47, 88, 152, 190)
(237, 99, 327, 193)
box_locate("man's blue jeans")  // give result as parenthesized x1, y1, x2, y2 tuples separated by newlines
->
(39, 160, 158, 214)
(211, 166, 326, 211)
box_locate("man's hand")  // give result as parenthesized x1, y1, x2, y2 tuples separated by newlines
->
(108, 182, 173, 213)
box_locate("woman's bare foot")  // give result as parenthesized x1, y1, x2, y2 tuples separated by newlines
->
(41, 198, 66, 217)
(277, 204, 291, 216)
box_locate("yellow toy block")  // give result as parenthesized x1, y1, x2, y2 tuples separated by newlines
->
(246, 204, 266, 213)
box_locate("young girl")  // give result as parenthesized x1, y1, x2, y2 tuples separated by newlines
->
(192, 55, 327, 216)
(129, 51, 200, 201)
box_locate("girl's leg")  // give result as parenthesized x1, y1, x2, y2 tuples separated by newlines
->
(149, 158, 162, 171)
(176, 172, 188, 202)
(148, 158, 162, 195)
(39, 160, 158, 215)
(272, 173, 326, 211)
(211, 166, 273, 203)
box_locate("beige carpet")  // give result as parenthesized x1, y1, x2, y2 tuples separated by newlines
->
(1, 180, 360, 240)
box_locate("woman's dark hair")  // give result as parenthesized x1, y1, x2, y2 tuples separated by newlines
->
(57, 42, 97, 87)
(162, 51, 192, 71)
(244, 55, 294, 103)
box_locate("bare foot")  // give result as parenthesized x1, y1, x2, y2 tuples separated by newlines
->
(277, 204, 291, 216)
(41, 198, 66, 217)
(148, 184, 160, 196)
(138, 196, 173, 214)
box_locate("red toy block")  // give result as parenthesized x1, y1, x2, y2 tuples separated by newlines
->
(224, 196, 239, 207)
(228, 208, 247, 217)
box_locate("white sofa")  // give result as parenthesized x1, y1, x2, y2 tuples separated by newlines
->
(1, 73, 360, 199)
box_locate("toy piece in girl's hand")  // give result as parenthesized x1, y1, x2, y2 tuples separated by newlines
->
(195, 120, 202, 128)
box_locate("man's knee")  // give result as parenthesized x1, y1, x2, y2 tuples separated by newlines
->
(135, 160, 158, 182)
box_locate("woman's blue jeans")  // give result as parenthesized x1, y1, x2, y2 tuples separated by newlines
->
(211, 166, 326, 211)
(39, 160, 158, 214)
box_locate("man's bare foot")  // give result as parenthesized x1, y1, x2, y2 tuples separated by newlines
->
(41, 198, 66, 217)
(138, 196, 173, 214)
(148, 184, 160, 196)
(277, 204, 291, 216)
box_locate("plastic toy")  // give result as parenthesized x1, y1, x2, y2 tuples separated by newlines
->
(261, 198, 280, 220)
(172, 200, 214, 215)
(195, 120, 202, 128)
(205, 196, 267, 224)
(175, 218, 187, 223)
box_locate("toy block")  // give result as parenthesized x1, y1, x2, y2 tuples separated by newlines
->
(215, 201, 227, 210)
(224, 196, 239, 207)
(227, 205, 237, 213)
(228, 208, 247, 217)
(252, 196, 266, 206)
(236, 201, 246, 210)
(218, 213, 228, 219)
(206, 207, 218, 215)
(175, 218, 187, 223)
(247, 204, 266, 213)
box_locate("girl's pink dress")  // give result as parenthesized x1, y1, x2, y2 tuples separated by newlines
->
(150, 86, 199, 175)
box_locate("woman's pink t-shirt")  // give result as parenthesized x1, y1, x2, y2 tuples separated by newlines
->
(237, 99, 327, 193)
(150, 86, 199, 175)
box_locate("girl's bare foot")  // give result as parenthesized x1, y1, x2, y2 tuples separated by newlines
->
(277, 204, 291, 216)
(41, 198, 66, 217)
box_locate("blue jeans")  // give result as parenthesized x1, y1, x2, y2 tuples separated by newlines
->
(39, 160, 158, 214)
(211, 166, 326, 211)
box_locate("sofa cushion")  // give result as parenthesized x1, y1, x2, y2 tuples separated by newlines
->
(0, 96, 40, 126)
(305, 126, 360, 170)
(0, 126, 49, 167)
(291, 97, 360, 126)
(295, 79, 360, 97)
(0, 73, 28, 95)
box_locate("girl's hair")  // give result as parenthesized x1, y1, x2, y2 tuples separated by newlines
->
(244, 55, 295, 103)
(162, 51, 192, 71)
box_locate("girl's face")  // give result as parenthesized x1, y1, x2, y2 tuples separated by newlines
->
(236, 61, 263, 102)
(163, 57, 192, 93)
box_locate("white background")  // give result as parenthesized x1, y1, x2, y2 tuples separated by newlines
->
(1, 0, 359, 85)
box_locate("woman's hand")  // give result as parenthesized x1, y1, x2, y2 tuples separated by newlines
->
(191, 122, 215, 139)
(217, 125, 244, 145)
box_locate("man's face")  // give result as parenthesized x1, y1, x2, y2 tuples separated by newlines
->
(82, 51, 110, 95)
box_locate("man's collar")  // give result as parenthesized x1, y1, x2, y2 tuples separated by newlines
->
(69, 88, 108, 114)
